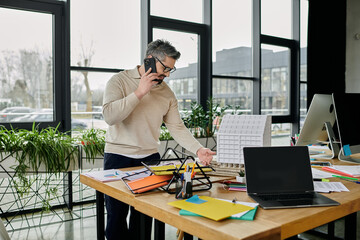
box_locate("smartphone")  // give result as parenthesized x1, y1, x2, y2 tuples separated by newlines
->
(310, 161, 332, 166)
(144, 58, 162, 84)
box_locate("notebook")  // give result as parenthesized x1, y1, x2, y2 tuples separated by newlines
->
(243, 146, 340, 209)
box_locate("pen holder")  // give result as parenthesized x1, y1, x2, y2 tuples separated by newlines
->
(175, 174, 193, 199)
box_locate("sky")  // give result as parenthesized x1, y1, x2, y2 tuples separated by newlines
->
(0, 0, 308, 90)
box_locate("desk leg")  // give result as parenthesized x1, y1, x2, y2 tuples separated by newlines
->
(184, 232, 193, 240)
(96, 190, 105, 240)
(154, 219, 165, 240)
(327, 221, 335, 239)
(344, 212, 356, 240)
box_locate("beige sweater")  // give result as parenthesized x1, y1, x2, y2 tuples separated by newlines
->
(102, 66, 203, 156)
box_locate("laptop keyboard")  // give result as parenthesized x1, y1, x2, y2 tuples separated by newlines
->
(259, 193, 315, 201)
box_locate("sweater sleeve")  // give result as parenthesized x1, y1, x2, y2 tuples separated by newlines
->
(163, 98, 203, 155)
(102, 75, 140, 126)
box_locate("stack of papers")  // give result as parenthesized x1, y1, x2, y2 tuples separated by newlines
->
(83, 169, 126, 182)
(223, 181, 247, 192)
(322, 166, 360, 178)
(168, 195, 258, 221)
(311, 168, 334, 179)
(83, 168, 151, 182)
(313, 181, 349, 193)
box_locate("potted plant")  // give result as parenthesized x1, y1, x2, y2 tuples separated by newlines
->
(236, 169, 246, 183)
(76, 128, 106, 169)
(0, 123, 78, 211)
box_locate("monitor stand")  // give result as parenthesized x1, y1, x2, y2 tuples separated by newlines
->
(311, 122, 340, 159)
(338, 145, 360, 164)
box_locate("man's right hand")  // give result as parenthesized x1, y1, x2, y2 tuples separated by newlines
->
(134, 68, 159, 100)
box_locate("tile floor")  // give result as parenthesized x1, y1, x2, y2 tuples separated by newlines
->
(3, 204, 360, 240)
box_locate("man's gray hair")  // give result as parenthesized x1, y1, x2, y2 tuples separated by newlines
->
(145, 39, 181, 61)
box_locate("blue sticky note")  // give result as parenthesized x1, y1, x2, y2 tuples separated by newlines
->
(343, 144, 352, 156)
(185, 195, 207, 204)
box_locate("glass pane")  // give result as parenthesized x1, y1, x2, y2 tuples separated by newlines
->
(261, 45, 290, 116)
(261, 0, 292, 39)
(71, 71, 113, 131)
(213, 78, 253, 115)
(271, 123, 291, 146)
(300, 83, 307, 128)
(0, 8, 54, 123)
(213, 0, 252, 77)
(300, 0, 308, 82)
(71, 0, 141, 69)
(151, 0, 203, 23)
(153, 29, 198, 111)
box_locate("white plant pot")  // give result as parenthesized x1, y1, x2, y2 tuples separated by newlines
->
(0, 151, 78, 179)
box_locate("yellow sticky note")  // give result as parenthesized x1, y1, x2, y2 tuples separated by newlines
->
(168, 196, 254, 221)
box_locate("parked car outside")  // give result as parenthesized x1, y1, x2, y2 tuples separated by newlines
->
(12, 108, 53, 122)
(0, 107, 34, 122)
(71, 118, 87, 130)
(92, 106, 103, 120)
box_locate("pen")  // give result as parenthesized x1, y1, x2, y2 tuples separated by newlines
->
(332, 175, 359, 181)
(190, 164, 195, 178)
(313, 178, 329, 182)
(336, 178, 360, 184)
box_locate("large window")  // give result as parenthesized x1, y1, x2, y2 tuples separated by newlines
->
(0, 0, 307, 139)
(261, 45, 290, 116)
(212, 0, 252, 78)
(300, 0, 309, 128)
(153, 29, 199, 109)
(0, 8, 53, 123)
(70, 0, 141, 131)
(261, 0, 292, 39)
(212, 0, 254, 113)
(0, 0, 66, 131)
(151, 0, 203, 23)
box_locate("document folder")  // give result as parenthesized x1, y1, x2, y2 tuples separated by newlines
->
(125, 174, 173, 194)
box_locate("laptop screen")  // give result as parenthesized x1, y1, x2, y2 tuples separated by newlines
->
(244, 146, 314, 194)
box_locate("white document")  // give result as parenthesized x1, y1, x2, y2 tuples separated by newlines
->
(122, 168, 152, 181)
(328, 166, 360, 177)
(311, 168, 334, 179)
(313, 181, 349, 193)
(84, 169, 126, 182)
(217, 198, 259, 218)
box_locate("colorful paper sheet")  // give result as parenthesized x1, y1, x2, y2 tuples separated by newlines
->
(168, 195, 254, 221)
(149, 162, 212, 176)
(180, 206, 258, 221)
(127, 175, 172, 193)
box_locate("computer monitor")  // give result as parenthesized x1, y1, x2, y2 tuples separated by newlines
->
(332, 93, 360, 163)
(296, 94, 339, 158)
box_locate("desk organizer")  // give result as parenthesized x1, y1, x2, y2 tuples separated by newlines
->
(217, 115, 271, 165)
(141, 148, 213, 194)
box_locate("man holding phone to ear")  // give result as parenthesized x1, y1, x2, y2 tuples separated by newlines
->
(102, 39, 215, 240)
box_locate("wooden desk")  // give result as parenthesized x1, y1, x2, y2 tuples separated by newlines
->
(80, 163, 360, 240)
(80, 174, 280, 240)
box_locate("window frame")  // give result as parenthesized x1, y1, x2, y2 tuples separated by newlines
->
(0, 0, 69, 131)
(143, 0, 211, 108)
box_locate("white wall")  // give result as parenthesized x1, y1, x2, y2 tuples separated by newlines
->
(346, 0, 360, 93)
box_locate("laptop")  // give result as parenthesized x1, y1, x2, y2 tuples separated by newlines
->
(243, 146, 340, 209)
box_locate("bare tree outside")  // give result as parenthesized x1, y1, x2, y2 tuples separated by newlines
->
(77, 41, 95, 113)
(0, 48, 52, 110)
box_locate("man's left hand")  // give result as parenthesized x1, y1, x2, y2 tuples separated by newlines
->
(196, 147, 216, 166)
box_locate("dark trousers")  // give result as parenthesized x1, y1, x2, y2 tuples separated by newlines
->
(104, 152, 160, 240)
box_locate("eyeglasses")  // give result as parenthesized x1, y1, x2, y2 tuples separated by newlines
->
(153, 56, 176, 73)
